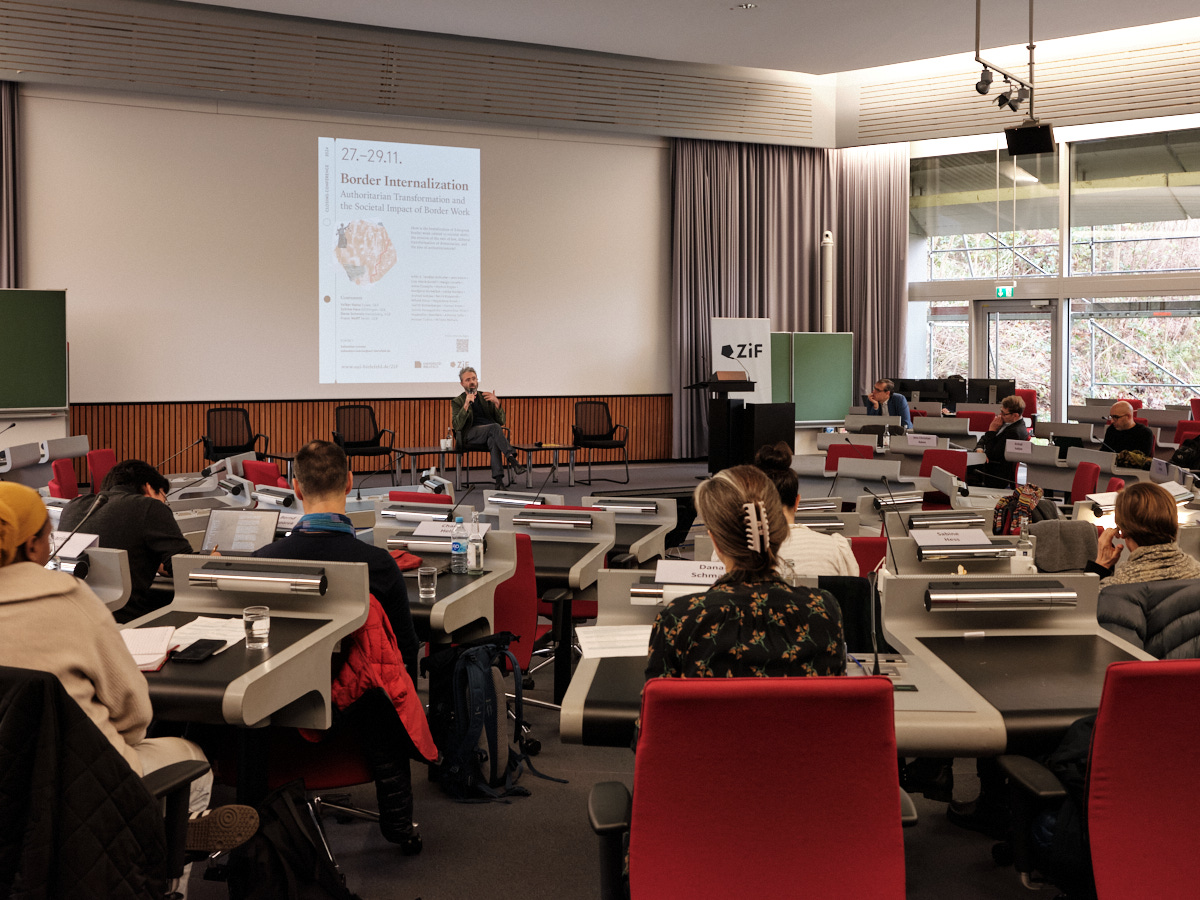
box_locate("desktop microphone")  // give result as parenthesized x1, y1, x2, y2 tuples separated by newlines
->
(445, 483, 477, 522)
(155, 437, 204, 471)
(530, 461, 557, 506)
(0, 422, 15, 440)
(719, 345, 752, 381)
(49, 492, 108, 571)
(356, 453, 400, 501)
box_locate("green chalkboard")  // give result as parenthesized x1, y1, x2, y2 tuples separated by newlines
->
(792, 332, 853, 423)
(0, 290, 68, 411)
(770, 332, 793, 404)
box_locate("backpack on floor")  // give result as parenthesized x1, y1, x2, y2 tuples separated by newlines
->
(421, 632, 563, 802)
(227, 779, 361, 900)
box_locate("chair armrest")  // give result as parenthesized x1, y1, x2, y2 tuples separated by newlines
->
(900, 788, 918, 827)
(332, 431, 344, 447)
(608, 552, 638, 569)
(254, 434, 270, 456)
(614, 424, 628, 442)
(588, 781, 631, 835)
(542, 587, 573, 605)
(142, 759, 211, 799)
(997, 754, 1068, 801)
(381, 429, 396, 449)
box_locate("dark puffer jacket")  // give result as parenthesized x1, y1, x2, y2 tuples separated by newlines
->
(1098, 578, 1200, 659)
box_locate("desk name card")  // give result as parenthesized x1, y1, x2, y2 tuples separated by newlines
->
(413, 520, 492, 537)
(909, 528, 994, 549)
(1005, 439, 1032, 456)
(654, 559, 726, 585)
(906, 433, 937, 448)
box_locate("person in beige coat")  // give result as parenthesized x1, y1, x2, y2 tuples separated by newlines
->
(0, 482, 257, 875)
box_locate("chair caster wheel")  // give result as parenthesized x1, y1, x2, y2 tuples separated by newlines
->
(400, 832, 423, 856)
(524, 738, 542, 756)
(522, 675, 535, 690)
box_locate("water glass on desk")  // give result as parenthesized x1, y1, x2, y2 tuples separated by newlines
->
(417, 566, 438, 602)
(243, 605, 270, 649)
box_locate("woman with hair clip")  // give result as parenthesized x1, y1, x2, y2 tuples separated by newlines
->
(754, 442, 858, 578)
(646, 466, 846, 679)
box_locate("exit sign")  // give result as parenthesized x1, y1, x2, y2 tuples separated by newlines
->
(996, 285, 1015, 298)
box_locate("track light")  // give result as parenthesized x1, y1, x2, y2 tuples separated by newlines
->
(975, 68, 993, 94)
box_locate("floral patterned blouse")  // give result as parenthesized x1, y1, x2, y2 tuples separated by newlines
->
(645, 574, 846, 680)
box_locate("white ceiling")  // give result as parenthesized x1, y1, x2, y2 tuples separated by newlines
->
(183, 0, 1200, 76)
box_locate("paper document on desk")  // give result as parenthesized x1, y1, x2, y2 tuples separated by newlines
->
(122, 626, 178, 671)
(576, 625, 653, 659)
(172, 616, 247, 653)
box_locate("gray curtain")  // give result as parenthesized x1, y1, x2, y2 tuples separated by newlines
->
(671, 138, 907, 458)
(0, 81, 16, 288)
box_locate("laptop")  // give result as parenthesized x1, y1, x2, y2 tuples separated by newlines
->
(200, 508, 281, 557)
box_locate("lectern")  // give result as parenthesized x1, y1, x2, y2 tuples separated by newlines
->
(687, 376, 756, 474)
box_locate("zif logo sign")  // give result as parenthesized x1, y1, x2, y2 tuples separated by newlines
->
(721, 343, 763, 359)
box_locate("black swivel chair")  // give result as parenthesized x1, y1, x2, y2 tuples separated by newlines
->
(333, 404, 400, 486)
(572, 400, 629, 485)
(202, 407, 268, 463)
(0, 666, 210, 899)
(454, 424, 514, 490)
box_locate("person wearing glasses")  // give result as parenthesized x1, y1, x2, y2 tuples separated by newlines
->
(1100, 400, 1155, 457)
(970, 394, 1029, 488)
(865, 378, 912, 429)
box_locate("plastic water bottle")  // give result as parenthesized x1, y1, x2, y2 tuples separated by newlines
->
(467, 511, 484, 575)
(450, 516, 468, 574)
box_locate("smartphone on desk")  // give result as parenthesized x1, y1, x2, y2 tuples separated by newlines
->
(171, 638, 225, 663)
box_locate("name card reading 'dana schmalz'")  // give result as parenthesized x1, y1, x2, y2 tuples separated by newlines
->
(413, 521, 492, 537)
(654, 559, 726, 585)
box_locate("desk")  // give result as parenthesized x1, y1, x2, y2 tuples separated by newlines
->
(395, 445, 451, 485)
(583, 496, 677, 563)
(514, 443, 577, 488)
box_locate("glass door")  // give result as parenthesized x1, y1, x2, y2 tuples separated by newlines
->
(971, 298, 1064, 419)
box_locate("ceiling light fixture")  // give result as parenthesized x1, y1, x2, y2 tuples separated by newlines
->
(972, 0, 1055, 156)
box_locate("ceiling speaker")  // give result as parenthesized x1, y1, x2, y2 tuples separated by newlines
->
(1005, 122, 1056, 157)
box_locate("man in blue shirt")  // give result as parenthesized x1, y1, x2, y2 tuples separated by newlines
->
(866, 378, 912, 428)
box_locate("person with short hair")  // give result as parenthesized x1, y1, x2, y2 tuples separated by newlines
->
(59, 458, 194, 623)
(1101, 400, 1155, 457)
(451, 366, 525, 489)
(865, 378, 912, 428)
(646, 465, 845, 679)
(753, 442, 857, 578)
(253, 439, 432, 851)
(970, 394, 1030, 488)
(254, 440, 419, 678)
(1089, 481, 1200, 586)
(0, 483, 258, 880)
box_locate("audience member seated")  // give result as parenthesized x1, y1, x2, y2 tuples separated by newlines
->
(1087, 481, 1200, 587)
(59, 459, 195, 623)
(1101, 400, 1155, 457)
(865, 378, 912, 428)
(253, 440, 433, 851)
(0, 483, 258, 890)
(969, 394, 1028, 488)
(753, 442, 857, 578)
(254, 440, 419, 680)
(1099, 578, 1200, 659)
(646, 465, 845, 680)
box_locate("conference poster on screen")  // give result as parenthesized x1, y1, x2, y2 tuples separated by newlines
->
(318, 137, 481, 384)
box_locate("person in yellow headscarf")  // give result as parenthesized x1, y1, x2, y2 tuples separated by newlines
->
(0, 482, 257, 868)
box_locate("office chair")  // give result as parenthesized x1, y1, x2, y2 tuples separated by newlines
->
(589, 677, 906, 900)
(1014, 388, 1038, 426)
(956, 410, 996, 433)
(824, 442, 873, 474)
(1191, 398, 1200, 422)
(48, 457, 80, 499)
(919, 448, 968, 509)
(1105, 476, 1125, 493)
(850, 535, 887, 579)
(333, 404, 399, 486)
(0, 666, 210, 899)
(202, 407, 268, 463)
(1172, 420, 1200, 446)
(241, 458, 289, 489)
(572, 400, 629, 485)
(87, 447, 117, 492)
(1070, 462, 1101, 504)
(453, 424, 515, 490)
(996, 659, 1200, 898)
(1115, 396, 1143, 411)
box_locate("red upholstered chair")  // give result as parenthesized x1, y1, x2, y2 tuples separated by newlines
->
(1014, 388, 1038, 426)
(589, 677, 905, 900)
(388, 490, 452, 505)
(86, 448, 116, 492)
(850, 536, 887, 579)
(998, 660, 1200, 899)
(956, 410, 996, 433)
(825, 442, 874, 474)
(1173, 420, 1200, 445)
(910, 408, 929, 417)
(919, 448, 968, 510)
(492, 534, 539, 674)
(48, 458, 80, 499)
(1116, 397, 1143, 411)
(1105, 476, 1125, 493)
(1070, 461, 1101, 503)
(241, 459, 289, 489)
(1191, 398, 1200, 421)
